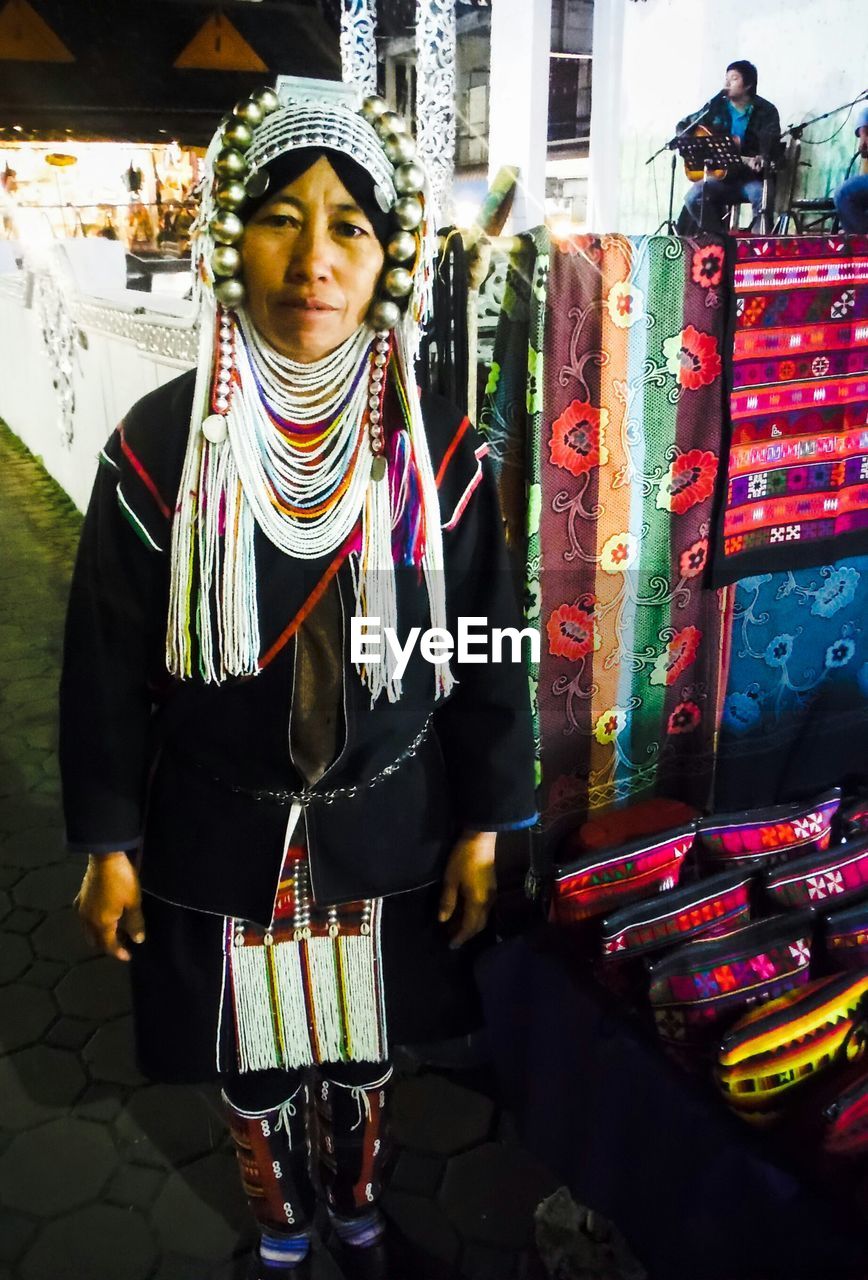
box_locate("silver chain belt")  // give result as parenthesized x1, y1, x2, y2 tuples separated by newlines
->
(202, 715, 432, 807)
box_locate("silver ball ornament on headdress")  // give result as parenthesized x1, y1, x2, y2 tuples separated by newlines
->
(215, 149, 248, 180)
(393, 196, 423, 230)
(394, 163, 424, 197)
(376, 111, 407, 137)
(215, 180, 248, 211)
(387, 230, 416, 262)
(222, 119, 254, 152)
(383, 267, 413, 299)
(214, 278, 246, 307)
(368, 298, 401, 330)
(383, 133, 416, 166)
(233, 99, 264, 128)
(253, 87, 280, 116)
(212, 245, 242, 277)
(211, 210, 245, 244)
(361, 95, 389, 122)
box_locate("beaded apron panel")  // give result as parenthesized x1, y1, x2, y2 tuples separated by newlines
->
(219, 844, 387, 1072)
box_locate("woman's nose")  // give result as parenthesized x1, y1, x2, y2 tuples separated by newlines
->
(285, 221, 332, 281)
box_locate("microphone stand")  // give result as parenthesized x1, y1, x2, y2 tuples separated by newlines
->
(648, 95, 723, 235)
(780, 88, 868, 144)
(776, 90, 868, 234)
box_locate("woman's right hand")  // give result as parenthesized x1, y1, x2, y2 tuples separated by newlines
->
(75, 852, 146, 962)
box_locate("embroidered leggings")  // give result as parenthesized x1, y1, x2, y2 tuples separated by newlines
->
(222, 1060, 393, 1233)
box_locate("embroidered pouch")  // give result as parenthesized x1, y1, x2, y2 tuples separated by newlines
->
(648, 912, 815, 1054)
(840, 793, 868, 838)
(764, 834, 868, 910)
(600, 869, 752, 961)
(696, 789, 841, 871)
(823, 895, 868, 972)
(717, 970, 868, 1124)
(550, 824, 696, 926)
(823, 1069, 868, 1158)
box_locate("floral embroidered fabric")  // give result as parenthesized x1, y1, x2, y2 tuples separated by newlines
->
(713, 235, 868, 584)
(520, 233, 729, 839)
(715, 557, 868, 809)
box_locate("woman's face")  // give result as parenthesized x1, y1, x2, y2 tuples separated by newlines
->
(241, 155, 385, 363)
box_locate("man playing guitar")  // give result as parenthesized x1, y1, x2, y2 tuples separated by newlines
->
(678, 60, 782, 232)
(834, 104, 868, 233)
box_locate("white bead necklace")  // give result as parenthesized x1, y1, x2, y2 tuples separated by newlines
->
(240, 312, 372, 424)
(226, 316, 389, 560)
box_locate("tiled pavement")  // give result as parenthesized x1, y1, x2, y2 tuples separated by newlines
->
(0, 421, 556, 1280)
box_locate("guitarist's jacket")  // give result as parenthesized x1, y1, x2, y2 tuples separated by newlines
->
(678, 93, 783, 171)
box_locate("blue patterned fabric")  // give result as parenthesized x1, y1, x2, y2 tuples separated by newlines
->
(714, 558, 868, 808)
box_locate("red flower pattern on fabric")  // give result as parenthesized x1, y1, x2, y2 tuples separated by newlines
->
(546, 601, 598, 661)
(658, 449, 718, 515)
(667, 700, 702, 734)
(556, 233, 603, 263)
(663, 325, 723, 391)
(651, 626, 702, 687)
(549, 401, 610, 476)
(679, 538, 709, 579)
(691, 243, 725, 289)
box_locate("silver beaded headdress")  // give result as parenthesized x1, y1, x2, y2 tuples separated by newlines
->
(194, 79, 434, 341)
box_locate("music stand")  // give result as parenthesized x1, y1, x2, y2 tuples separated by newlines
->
(676, 134, 742, 229)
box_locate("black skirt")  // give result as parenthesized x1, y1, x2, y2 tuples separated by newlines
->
(129, 880, 491, 1083)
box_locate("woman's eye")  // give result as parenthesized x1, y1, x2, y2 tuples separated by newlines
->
(335, 221, 367, 239)
(261, 213, 300, 229)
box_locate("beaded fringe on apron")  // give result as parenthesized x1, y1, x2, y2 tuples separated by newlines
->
(218, 841, 388, 1073)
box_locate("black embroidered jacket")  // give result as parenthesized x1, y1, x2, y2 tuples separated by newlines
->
(59, 370, 537, 924)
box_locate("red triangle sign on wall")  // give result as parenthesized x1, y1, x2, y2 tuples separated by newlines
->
(174, 11, 268, 72)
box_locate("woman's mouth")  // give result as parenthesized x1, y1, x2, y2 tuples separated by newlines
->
(280, 297, 338, 312)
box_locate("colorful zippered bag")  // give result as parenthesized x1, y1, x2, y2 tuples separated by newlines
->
(696, 789, 840, 870)
(823, 895, 868, 972)
(600, 869, 752, 961)
(764, 835, 868, 910)
(648, 912, 815, 1053)
(717, 970, 868, 1124)
(550, 824, 696, 926)
(823, 1068, 868, 1158)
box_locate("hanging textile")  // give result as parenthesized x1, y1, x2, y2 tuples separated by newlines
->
(415, 0, 456, 223)
(340, 0, 378, 98)
(715, 556, 868, 811)
(712, 235, 868, 585)
(528, 233, 730, 844)
(479, 234, 538, 551)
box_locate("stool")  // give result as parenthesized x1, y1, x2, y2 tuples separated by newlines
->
(727, 200, 773, 236)
(774, 197, 839, 236)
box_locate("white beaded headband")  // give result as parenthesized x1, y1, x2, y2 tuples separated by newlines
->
(196, 84, 432, 333)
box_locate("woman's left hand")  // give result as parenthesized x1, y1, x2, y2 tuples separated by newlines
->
(438, 830, 497, 948)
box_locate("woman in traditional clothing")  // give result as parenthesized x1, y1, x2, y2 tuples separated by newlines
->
(59, 83, 535, 1279)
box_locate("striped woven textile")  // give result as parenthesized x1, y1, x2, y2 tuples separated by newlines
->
(525, 232, 729, 841)
(713, 235, 868, 584)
